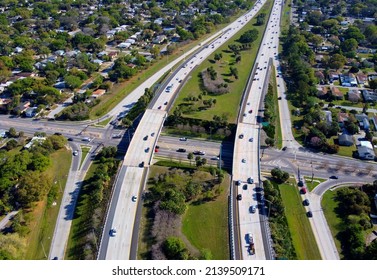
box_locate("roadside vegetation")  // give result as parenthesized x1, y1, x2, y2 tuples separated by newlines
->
(66, 147, 119, 260)
(0, 128, 71, 260)
(138, 163, 227, 260)
(322, 183, 377, 260)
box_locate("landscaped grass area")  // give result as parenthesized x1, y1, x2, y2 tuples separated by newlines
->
(92, 117, 112, 127)
(281, 0, 292, 32)
(65, 160, 99, 259)
(278, 180, 322, 259)
(270, 67, 283, 149)
(304, 176, 326, 192)
(321, 189, 343, 256)
(25, 149, 72, 259)
(80, 146, 90, 169)
(88, 11, 249, 119)
(182, 174, 230, 260)
(171, 0, 273, 124)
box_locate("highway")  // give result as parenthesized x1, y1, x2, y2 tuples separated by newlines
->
(232, 0, 283, 260)
(98, 0, 269, 260)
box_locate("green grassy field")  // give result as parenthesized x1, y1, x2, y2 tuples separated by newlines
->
(171, 0, 273, 123)
(304, 176, 326, 192)
(281, 0, 292, 32)
(182, 174, 230, 260)
(65, 160, 98, 259)
(278, 180, 322, 259)
(80, 146, 90, 169)
(270, 67, 283, 148)
(321, 189, 343, 256)
(25, 149, 72, 259)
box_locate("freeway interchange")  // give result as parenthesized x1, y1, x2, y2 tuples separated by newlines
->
(1, 0, 375, 261)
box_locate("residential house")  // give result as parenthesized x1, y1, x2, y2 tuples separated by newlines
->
(24, 107, 37, 118)
(91, 89, 106, 98)
(117, 42, 131, 49)
(362, 89, 377, 102)
(0, 98, 11, 110)
(329, 71, 340, 83)
(331, 86, 343, 100)
(152, 35, 167, 44)
(338, 112, 349, 127)
(125, 38, 136, 45)
(108, 52, 118, 60)
(355, 113, 370, 130)
(16, 101, 30, 113)
(348, 89, 361, 103)
(357, 145, 375, 160)
(356, 74, 368, 87)
(316, 86, 328, 98)
(338, 133, 354, 146)
(315, 71, 325, 83)
(24, 136, 46, 149)
(340, 73, 358, 87)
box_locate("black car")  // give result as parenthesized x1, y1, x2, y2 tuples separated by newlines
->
(303, 199, 310, 206)
(139, 161, 145, 168)
(307, 211, 313, 218)
(54, 132, 62, 136)
(177, 148, 186, 153)
(282, 146, 287, 151)
(67, 137, 74, 141)
(330, 175, 339, 179)
(237, 194, 242, 201)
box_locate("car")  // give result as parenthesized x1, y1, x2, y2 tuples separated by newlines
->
(139, 161, 145, 168)
(151, 132, 155, 137)
(158, 106, 162, 109)
(330, 175, 339, 179)
(132, 195, 137, 202)
(277, 84, 280, 87)
(247, 177, 254, 184)
(237, 194, 242, 200)
(179, 137, 187, 141)
(54, 132, 62, 136)
(301, 187, 307, 194)
(250, 205, 256, 213)
(278, 96, 282, 100)
(155, 145, 160, 149)
(243, 113, 247, 117)
(243, 184, 248, 190)
(67, 137, 73, 141)
(109, 228, 117, 237)
(73, 150, 78, 156)
(298, 180, 304, 187)
(177, 148, 186, 153)
(303, 199, 310, 206)
(112, 134, 122, 138)
(155, 148, 159, 153)
(307, 211, 313, 218)
(282, 146, 287, 151)
(179, 79, 183, 83)
(249, 109, 253, 113)
(239, 133, 244, 139)
(249, 137, 253, 142)
(212, 156, 220, 160)
(164, 101, 168, 105)
(236, 180, 242, 186)
(145, 147, 150, 153)
(193, 150, 205, 155)
(82, 137, 91, 142)
(52, 257, 58, 260)
(247, 232, 253, 243)
(143, 135, 148, 141)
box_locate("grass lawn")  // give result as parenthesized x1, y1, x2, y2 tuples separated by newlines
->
(80, 146, 90, 169)
(182, 173, 230, 260)
(171, 0, 273, 124)
(280, 0, 292, 32)
(278, 180, 322, 259)
(92, 117, 112, 127)
(88, 12, 248, 119)
(25, 149, 72, 259)
(270, 67, 283, 148)
(304, 176, 326, 192)
(65, 160, 99, 259)
(321, 189, 343, 257)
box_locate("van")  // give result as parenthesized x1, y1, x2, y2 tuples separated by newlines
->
(82, 137, 91, 142)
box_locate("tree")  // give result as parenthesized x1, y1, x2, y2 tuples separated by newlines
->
(265, 137, 274, 146)
(369, 79, 377, 90)
(214, 53, 222, 62)
(162, 237, 188, 260)
(329, 53, 347, 70)
(271, 168, 289, 183)
(8, 127, 18, 138)
(5, 139, 18, 151)
(230, 67, 238, 79)
(64, 75, 82, 90)
(341, 38, 358, 53)
(239, 29, 259, 44)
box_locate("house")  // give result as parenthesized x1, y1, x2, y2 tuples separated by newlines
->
(356, 74, 368, 87)
(338, 112, 349, 127)
(315, 71, 325, 83)
(331, 86, 343, 99)
(348, 89, 361, 103)
(360, 140, 373, 149)
(357, 145, 375, 160)
(329, 71, 340, 82)
(152, 35, 167, 44)
(362, 89, 377, 102)
(91, 89, 106, 98)
(324, 110, 332, 124)
(0, 98, 11, 110)
(108, 52, 118, 60)
(92, 59, 103, 65)
(24, 107, 37, 118)
(338, 133, 354, 146)
(16, 101, 30, 113)
(24, 136, 46, 149)
(316, 86, 328, 98)
(117, 42, 131, 49)
(340, 73, 358, 87)
(125, 38, 136, 45)
(356, 114, 370, 130)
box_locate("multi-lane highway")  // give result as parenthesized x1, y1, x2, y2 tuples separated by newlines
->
(98, 0, 269, 260)
(232, 0, 283, 260)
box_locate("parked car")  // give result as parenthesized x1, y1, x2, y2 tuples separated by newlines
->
(301, 187, 307, 194)
(177, 148, 186, 152)
(239, 133, 244, 139)
(307, 211, 313, 218)
(247, 177, 254, 184)
(303, 199, 310, 206)
(237, 194, 242, 200)
(250, 205, 256, 213)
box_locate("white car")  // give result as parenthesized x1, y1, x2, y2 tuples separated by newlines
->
(73, 150, 78, 156)
(179, 137, 187, 141)
(132, 195, 137, 202)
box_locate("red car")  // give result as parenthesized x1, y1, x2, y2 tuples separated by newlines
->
(249, 109, 253, 113)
